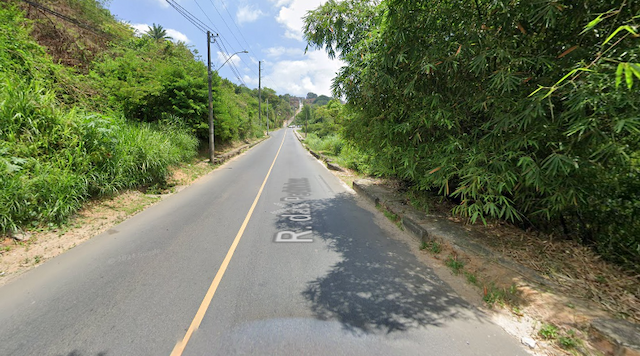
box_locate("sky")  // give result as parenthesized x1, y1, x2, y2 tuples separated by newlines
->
(107, 0, 343, 97)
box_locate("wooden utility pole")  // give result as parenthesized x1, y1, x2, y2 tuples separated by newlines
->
(266, 98, 269, 135)
(305, 106, 309, 139)
(258, 61, 261, 136)
(207, 31, 215, 163)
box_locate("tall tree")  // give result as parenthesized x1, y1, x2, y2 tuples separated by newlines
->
(145, 23, 171, 41)
(304, 0, 640, 270)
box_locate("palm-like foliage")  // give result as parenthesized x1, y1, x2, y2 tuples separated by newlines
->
(146, 23, 172, 41)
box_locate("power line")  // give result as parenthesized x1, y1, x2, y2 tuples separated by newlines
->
(208, 26, 246, 84)
(221, 0, 254, 53)
(22, 0, 112, 39)
(166, 0, 249, 86)
(206, 0, 258, 78)
(215, 41, 245, 85)
(192, 0, 247, 82)
(166, 0, 211, 34)
(192, 0, 221, 35)
(207, 0, 244, 52)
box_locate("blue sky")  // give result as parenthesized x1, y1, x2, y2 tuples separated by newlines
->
(107, 0, 342, 97)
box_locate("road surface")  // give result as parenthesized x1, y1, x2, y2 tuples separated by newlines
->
(0, 128, 526, 355)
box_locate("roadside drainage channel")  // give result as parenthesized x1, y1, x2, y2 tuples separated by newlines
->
(352, 178, 640, 356)
(293, 130, 344, 172)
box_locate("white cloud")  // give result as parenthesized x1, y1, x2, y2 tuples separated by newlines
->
(237, 5, 265, 24)
(264, 46, 304, 58)
(272, 0, 325, 41)
(131, 23, 150, 35)
(152, 0, 169, 8)
(242, 74, 258, 87)
(216, 51, 243, 68)
(130, 23, 190, 44)
(262, 50, 343, 97)
(165, 29, 190, 43)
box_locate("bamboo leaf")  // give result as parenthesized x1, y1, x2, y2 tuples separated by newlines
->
(630, 63, 640, 80)
(603, 25, 637, 46)
(582, 14, 604, 33)
(625, 64, 634, 89)
(616, 63, 624, 88)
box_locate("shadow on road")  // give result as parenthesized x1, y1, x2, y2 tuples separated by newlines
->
(58, 351, 108, 356)
(276, 193, 489, 334)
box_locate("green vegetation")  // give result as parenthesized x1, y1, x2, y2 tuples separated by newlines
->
(0, 1, 293, 234)
(538, 324, 581, 349)
(558, 330, 580, 350)
(539, 323, 559, 340)
(464, 272, 477, 286)
(482, 283, 520, 307)
(295, 99, 377, 174)
(420, 240, 442, 254)
(304, 0, 640, 272)
(374, 203, 403, 230)
(445, 255, 465, 275)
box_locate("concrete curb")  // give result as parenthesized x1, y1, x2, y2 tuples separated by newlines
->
(212, 135, 270, 164)
(294, 130, 347, 173)
(352, 179, 558, 288)
(351, 178, 640, 356)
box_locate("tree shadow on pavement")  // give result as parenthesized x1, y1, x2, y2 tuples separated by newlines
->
(276, 193, 489, 334)
(59, 351, 108, 356)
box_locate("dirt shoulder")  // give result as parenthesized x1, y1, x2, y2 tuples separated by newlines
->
(356, 174, 639, 356)
(0, 136, 267, 287)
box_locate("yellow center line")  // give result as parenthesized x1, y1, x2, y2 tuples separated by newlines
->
(170, 130, 288, 356)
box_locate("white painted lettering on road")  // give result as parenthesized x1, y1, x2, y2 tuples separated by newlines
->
(274, 178, 314, 243)
(274, 230, 313, 243)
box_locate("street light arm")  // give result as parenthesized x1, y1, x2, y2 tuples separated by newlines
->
(217, 50, 248, 72)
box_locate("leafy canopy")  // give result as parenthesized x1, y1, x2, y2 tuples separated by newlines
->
(304, 0, 640, 271)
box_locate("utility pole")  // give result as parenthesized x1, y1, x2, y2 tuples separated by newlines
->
(305, 106, 309, 139)
(207, 31, 215, 163)
(266, 98, 269, 135)
(258, 61, 261, 137)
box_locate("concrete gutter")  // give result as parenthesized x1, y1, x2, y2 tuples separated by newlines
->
(293, 130, 345, 172)
(351, 178, 640, 356)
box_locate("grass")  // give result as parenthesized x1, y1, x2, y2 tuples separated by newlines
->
(539, 323, 559, 340)
(445, 254, 465, 275)
(464, 271, 478, 285)
(0, 74, 198, 233)
(119, 195, 161, 215)
(538, 324, 581, 350)
(558, 330, 580, 350)
(483, 282, 520, 307)
(376, 203, 404, 230)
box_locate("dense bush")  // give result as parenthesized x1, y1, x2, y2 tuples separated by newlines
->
(0, 1, 294, 233)
(304, 133, 343, 156)
(88, 38, 212, 137)
(0, 72, 197, 231)
(0, 4, 198, 232)
(304, 0, 640, 271)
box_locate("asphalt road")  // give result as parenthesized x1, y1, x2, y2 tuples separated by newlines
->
(0, 128, 527, 355)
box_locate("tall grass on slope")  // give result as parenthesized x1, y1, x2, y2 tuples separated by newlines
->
(0, 76, 197, 233)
